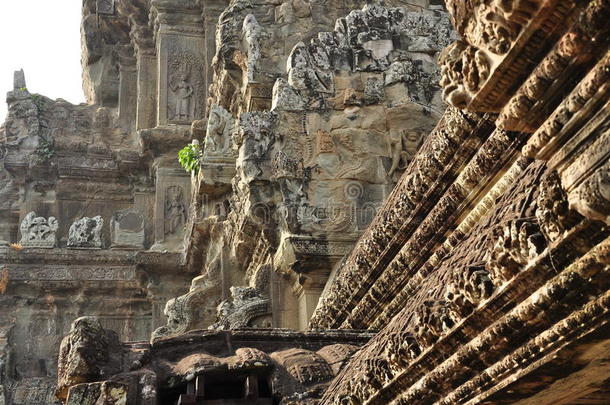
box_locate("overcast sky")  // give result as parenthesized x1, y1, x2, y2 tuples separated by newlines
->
(0, 1, 85, 121)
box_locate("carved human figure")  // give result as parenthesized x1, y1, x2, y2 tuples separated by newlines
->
(170, 73, 194, 122)
(205, 105, 233, 154)
(388, 129, 421, 177)
(165, 186, 187, 235)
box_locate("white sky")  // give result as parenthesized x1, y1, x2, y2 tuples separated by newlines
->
(0, 1, 85, 121)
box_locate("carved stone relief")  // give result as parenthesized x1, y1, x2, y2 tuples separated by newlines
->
(439, 41, 491, 109)
(165, 186, 187, 237)
(242, 14, 263, 82)
(487, 219, 546, 284)
(167, 44, 205, 124)
(18, 212, 58, 248)
(204, 105, 235, 156)
(67, 216, 104, 249)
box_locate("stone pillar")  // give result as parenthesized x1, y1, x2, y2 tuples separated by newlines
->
(201, 0, 227, 99)
(118, 54, 137, 132)
(293, 273, 327, 330)
(135, 51, 158, 131)
(152, 167, 191, 251)
(153, 0, 206, 127)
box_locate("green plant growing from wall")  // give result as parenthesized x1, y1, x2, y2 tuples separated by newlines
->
(35, 137, 55, 162)
(178, 141, 202, 174)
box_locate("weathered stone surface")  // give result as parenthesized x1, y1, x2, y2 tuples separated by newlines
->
(110, 209, 145, 249)
(1, 0, 609, 404)
(19, 212, 58, 248)
(56, 317, 122, 401)
(58, 324, 373, 404)
(67, 216, 103, 249)
(65, 381, 128, 405)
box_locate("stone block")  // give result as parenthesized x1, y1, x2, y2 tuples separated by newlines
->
(111, 210, 145, 249)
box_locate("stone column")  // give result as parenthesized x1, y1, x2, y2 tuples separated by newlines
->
(135, 51, 158, 131)
(201, 0, 227, 99)
(118, 52, 137, 132)
(152, 0, 206, 127)
(293, 273, 327, 330)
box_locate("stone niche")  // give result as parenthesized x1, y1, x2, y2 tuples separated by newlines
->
(110, 209, 145, 249)
(152, 167, 191, 252)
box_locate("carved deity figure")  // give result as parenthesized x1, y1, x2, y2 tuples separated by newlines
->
(205, 105, 234, 154)
(388, 129, 422, 177)
(19, 212, 59, 248)
(170, 71, 194, 122)
(165, 186, 187, 236)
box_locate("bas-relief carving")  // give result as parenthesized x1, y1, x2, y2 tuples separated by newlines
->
(446, 0, 540, 55)
(67, 216, 103, 249)
(487, 218, 546, 284)
(165, 186, 187, 237)
(167, 43, 205, 124)
(18, 212, 58, 248)
(204, 105, 234, 156)
(439, 40, 491, 109)
(388, 129, 423, 178)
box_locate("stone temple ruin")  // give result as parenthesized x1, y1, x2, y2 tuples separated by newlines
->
(0, 0, 608, 404)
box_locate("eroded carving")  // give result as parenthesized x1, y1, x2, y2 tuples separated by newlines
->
(439, 41, 491, 108)
(412, 300, 456, 347)
(487, 219, 546, 284)
(19, 212, 58, 248)
(205, 105, 234, 155)
(67, 216, 103, 249)
(445, 265, 495, 319)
